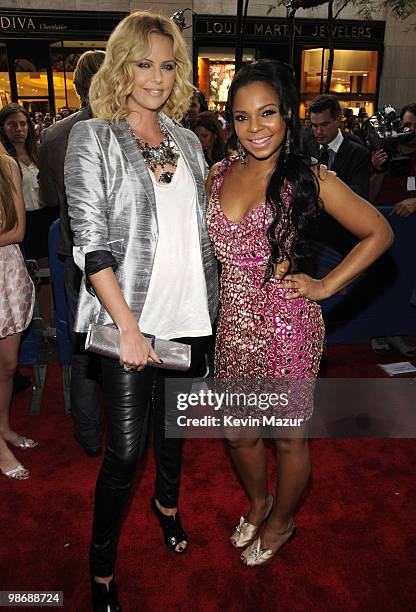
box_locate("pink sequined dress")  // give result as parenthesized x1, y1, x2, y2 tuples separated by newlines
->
(0, 244, 35, 339)
(207, 159, 324, 397)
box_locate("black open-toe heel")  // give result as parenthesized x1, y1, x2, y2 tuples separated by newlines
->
(150, 496, 188, 554)
(90, 574, 121, 612)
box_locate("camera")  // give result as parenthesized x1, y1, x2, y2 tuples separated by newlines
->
(363, 105, 416, 177)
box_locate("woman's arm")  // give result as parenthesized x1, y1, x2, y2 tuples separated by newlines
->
(65, 122, 116, 269)
(87, 267, 161, 369)
(0, 158, 26, 247)
(282, 169, 394, 300)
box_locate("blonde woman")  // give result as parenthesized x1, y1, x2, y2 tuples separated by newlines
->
(0, 144, 36, 480)
(65, 11, 218, 610)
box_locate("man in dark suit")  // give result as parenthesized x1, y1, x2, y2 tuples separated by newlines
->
(304, 94, 371, 198)
(302, 96, 372, 336)
(38, 50, 105, 457)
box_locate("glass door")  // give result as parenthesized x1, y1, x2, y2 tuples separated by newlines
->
(6, 40, 54, 113)
(50, 41, 106, 112)
(0, 43, 12, 108)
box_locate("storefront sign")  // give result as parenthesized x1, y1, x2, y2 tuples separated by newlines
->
(253, 23, 373, 39)
(197, 16, 385, 44)
(0, 16, 37, 31)
(0, 10, 125, 37)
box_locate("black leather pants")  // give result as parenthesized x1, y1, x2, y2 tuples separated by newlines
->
(90, 335, 211, 577)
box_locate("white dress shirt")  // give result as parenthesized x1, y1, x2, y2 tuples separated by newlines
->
(18, 161, 40, 211)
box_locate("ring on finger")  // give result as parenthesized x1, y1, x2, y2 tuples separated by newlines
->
(122, 364, 133, 372)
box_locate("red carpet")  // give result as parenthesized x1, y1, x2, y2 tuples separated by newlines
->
(1, 342, 416, 611)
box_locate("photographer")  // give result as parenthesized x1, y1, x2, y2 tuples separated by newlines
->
(370, 103, 416, 216)
(368, 103, 416, 357)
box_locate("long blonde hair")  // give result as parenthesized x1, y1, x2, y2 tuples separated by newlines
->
(89, 11, 194, 123)
(0, 143, 17, 233)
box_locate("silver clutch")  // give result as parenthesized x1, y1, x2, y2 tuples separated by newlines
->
(85, 323, 191, 371)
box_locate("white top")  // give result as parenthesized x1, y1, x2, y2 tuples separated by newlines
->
(139, 155, 212, 341)
(18, 161, 40, 211)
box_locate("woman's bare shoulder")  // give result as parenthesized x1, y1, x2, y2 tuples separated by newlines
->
(207, 161, 223, 180)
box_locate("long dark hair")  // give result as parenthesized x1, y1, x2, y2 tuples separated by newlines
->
(193, 111, 226, 166)
(0, 103, 39, 166)
(193, 90, 208, 113)
(226, 59, 321, 280)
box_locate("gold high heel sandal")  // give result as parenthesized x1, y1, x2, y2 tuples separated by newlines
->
(230, 495, 274, 549)
(3, 435, 38, 449)
(13, 437, 37, 449)
(1, 464, 30, 480)
(240, 521, 296, 567)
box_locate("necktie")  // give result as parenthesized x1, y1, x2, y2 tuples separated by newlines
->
(320, 144, 329, 166)
(320, 144, 335, 169)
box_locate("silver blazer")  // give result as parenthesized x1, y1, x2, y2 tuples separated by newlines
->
(64, 112, 219, 333)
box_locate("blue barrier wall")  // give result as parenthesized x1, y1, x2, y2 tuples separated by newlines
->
(318, 207, 416, 343)
(48, 219, 71, 365)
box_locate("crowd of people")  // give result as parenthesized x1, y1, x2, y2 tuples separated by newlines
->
(0, 8, 413, 611)
(33, 107, 74, 137)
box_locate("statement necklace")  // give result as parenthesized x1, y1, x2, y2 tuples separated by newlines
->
(128, 120, 180, 184)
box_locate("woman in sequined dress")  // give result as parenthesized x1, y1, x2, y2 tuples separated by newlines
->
(206, 59, 393, 567)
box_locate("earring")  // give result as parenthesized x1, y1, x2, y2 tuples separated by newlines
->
(285, 128, 291, 157)
(237, 138, 246, 164)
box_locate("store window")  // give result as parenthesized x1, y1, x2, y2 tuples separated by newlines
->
(197, 48, 255, 110)
(13, 52, 49, 113)
(300, 48, 378, 117)
(50, 41, 106, 112)
(0, 44, 11, 108)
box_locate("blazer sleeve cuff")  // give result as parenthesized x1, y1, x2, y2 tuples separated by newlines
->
(73, 244, 115, 272)
(84, 250, 118, 297)
(85, 250, 118, 277)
